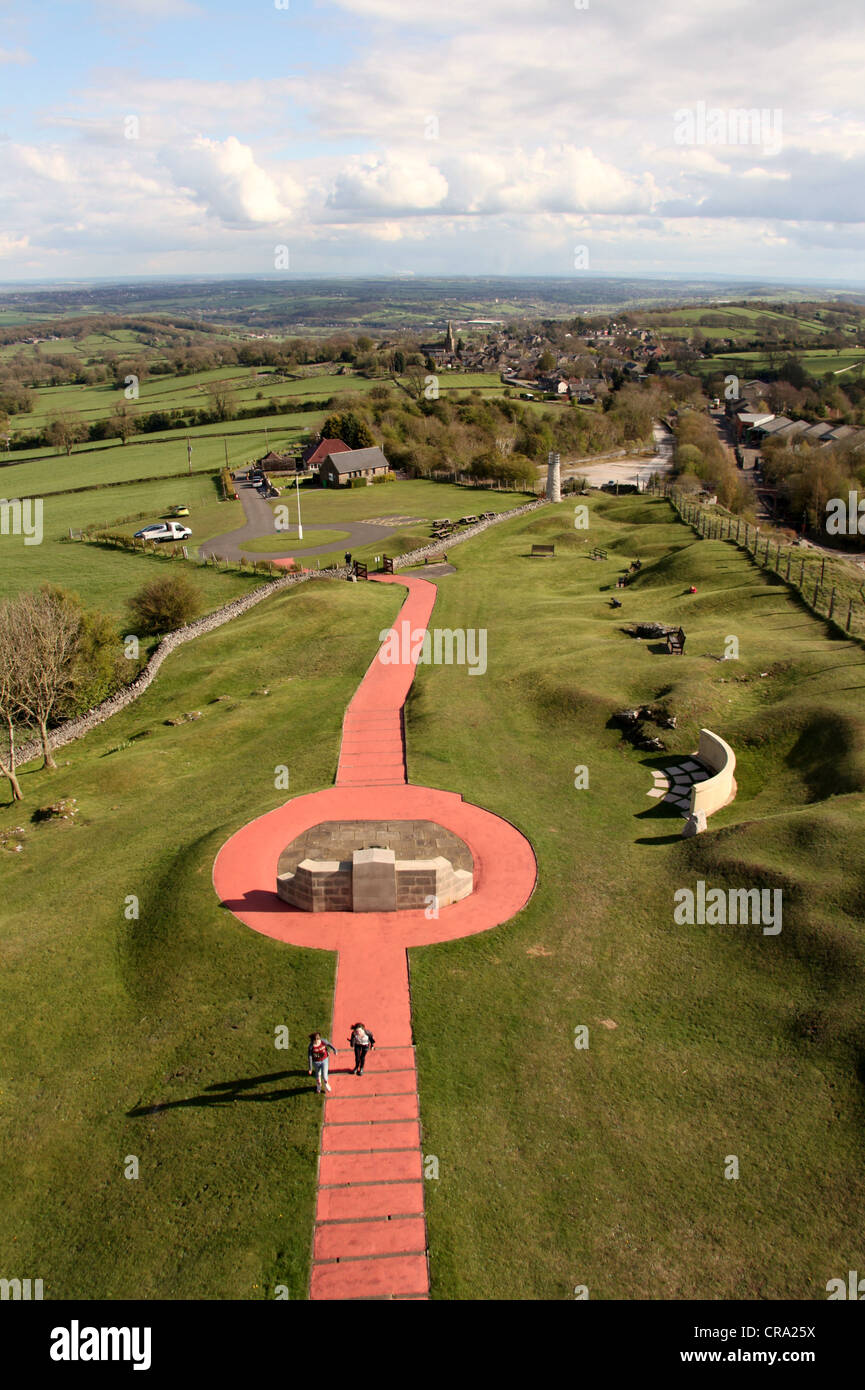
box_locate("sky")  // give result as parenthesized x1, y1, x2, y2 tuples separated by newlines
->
(0, 0, 862, 283)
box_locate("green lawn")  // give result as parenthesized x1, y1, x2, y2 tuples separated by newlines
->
(242, 528, 351, 554)
(0, 578, 404, 1299)
(404, 497, 865, 1298)
(0, 475, 252, 617)
(2, 493, 864, 1299)
(258, 479, 535, 569)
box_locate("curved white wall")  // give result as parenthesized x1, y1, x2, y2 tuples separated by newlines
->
(689, 728, 737, 819)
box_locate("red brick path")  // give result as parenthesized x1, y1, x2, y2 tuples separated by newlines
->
(213, 575, 536, 1299)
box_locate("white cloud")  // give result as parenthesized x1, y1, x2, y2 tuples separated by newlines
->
(0, 47, 31, 65)
(329, 154, 448, 212)
(161, 136, 303, 227)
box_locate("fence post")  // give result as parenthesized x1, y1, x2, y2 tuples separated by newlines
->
(829, 587, 836, 621)
(799, 558, 805, 588)
(736, 518, 742, 544)
(775, 542, 781, 572)
(847, 599, 853, 632)
(785, 554, 791, 581)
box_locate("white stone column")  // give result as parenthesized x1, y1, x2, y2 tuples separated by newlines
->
(546, 451, 561, 503)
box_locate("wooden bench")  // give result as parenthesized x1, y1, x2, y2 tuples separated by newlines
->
(531, 544, 556, 556)
(353, 560, 368, 580)
(381, 556, 394, 574)
(666, 627, 686, 654)
(589, 547, 607, 560)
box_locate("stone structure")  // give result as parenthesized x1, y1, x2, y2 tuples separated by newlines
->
(277, 847, 472, 913)
(683, 728, 737, 834)
(546, 451, 561, 503)
(275, 819, 473, 913)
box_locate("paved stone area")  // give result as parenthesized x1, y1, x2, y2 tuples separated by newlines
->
(200, 478, 400, 562)
(646, 760, 711, 817)
(277, 819, 473, 876)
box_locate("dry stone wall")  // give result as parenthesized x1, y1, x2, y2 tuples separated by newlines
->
(17, 500, 548, 767)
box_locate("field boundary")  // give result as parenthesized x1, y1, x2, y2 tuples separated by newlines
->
(16, 497, 548, 768)
(667, 488, 865, 640)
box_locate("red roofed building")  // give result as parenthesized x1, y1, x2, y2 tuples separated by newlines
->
(301, 437, 351, 472)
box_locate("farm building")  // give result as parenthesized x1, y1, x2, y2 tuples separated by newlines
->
(319, 446, 390, 486)
(301, 437, 351, 471)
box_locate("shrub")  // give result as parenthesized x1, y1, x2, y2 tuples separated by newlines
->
(127, 575, 204, 635)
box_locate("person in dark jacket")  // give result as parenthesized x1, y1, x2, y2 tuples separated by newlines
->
(348, 1023, 375, 1075)
(308, 1032, 337, 1093)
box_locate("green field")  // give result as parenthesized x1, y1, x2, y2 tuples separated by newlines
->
(256, 479, 536, 568)
(3, 495, 865, 1297)
(0, 474, 251, 618)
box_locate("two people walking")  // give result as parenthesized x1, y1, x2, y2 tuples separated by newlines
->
(308, 1022, 376, 1091)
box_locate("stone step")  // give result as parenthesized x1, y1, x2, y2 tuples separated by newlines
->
(316, 1179, 425, 1223)
(321, 1120, 421, 1153)
(313, 1216, 427, 1262)
(324, 1092, 419, 1124)
(310, 1253, 429, 1300)
(319, 1148, 422, 1186)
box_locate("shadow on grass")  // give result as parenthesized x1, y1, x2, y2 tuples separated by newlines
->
(127, 1067, 337, 1116)
(219, 890, 298, 915)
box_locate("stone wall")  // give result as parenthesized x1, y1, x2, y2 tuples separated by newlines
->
(15, 566, 342, 768)
(17, 499, 548, 767)
(280, 859, 353, 912)
(392, 499, 547, 569)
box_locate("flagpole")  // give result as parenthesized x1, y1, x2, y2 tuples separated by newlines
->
(296, 473, 303, 540)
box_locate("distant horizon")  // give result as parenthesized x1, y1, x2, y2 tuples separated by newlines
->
(0, 2, 862, 283)
(1, 271, 864, 295)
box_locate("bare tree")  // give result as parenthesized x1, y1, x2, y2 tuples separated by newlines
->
(46, 411, 87, 456)
(11, 590, 83, 770)
(206, 381, 238, 421)
(109, 402, 137, 445)
(0, 602, 24, 799)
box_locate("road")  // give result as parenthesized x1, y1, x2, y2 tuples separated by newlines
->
(561, 422, 675, 489)
(199, 474, 402, 562)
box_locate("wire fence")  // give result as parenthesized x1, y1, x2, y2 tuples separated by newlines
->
(661, 485, 865, 640)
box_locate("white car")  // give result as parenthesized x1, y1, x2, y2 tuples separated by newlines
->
(133, 521, 192, 542)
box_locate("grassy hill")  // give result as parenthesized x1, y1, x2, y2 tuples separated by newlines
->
(2, 494, 864, 1299)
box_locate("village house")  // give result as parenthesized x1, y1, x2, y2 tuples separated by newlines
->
(319, 445, 391, 487)
(301, 436, 351, 472)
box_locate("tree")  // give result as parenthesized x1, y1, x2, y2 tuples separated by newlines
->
(46, 411, 87, 456)
(320, 411, 376, 449)
(109, 402, 137, 445)
(128, 575, 203, 635)
(0, 601, 24, 799)
(392, 349, 406, 375)
(206, 382, 238, 421)
(10, 589, 84, 769)
(537, 350, 556, 372)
